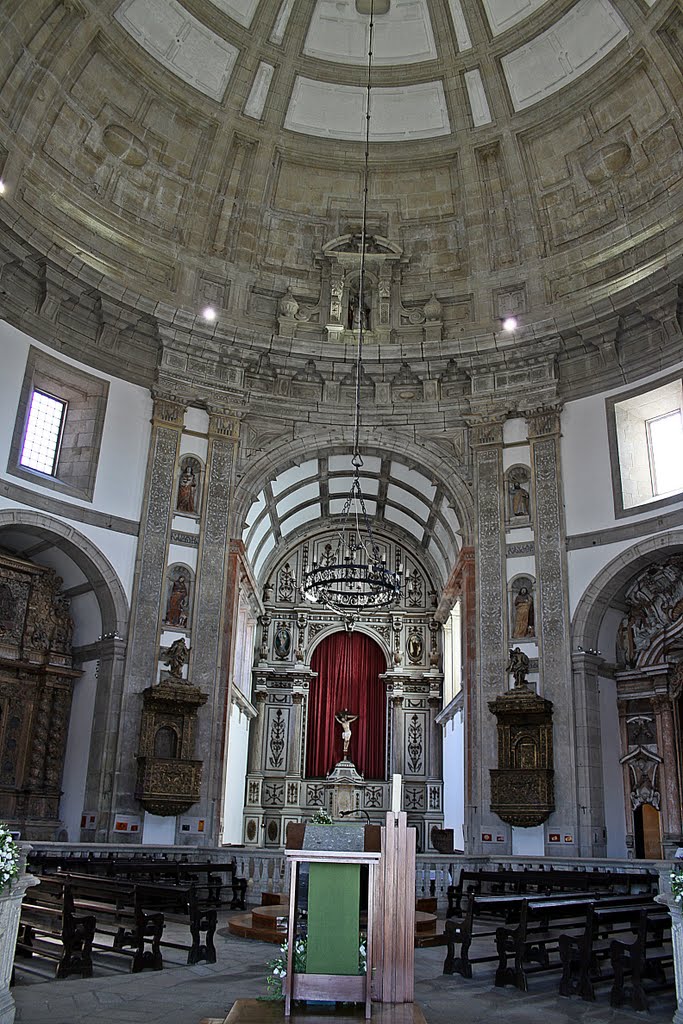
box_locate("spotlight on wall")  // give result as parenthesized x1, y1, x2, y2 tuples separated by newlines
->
(501, 316, 518, 332)
(0, 180, 6, 195)
(202, 306, 217, 321)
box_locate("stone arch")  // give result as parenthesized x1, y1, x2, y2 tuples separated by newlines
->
(571, 531, 683, 649)
(233, 426, 474, 544)
(0, 509, 129, 636)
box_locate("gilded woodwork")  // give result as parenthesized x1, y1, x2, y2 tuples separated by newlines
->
(489, 684, 555, 828)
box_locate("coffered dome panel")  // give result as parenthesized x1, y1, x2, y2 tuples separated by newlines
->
(303, 0, 438, 65)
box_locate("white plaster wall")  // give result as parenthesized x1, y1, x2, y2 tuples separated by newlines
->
(598, 675, 627, 857)
(0, 322, 150, 597)
(442, 709, 464, 850)
(60, 660, 99, 839)
(222, 703, 251, 844)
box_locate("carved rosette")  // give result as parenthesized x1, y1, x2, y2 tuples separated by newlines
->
(135, 679, 208, 816)
(488, 685, 555, 828)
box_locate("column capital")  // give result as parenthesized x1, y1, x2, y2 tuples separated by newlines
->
(152, 394, 186, 427)
(208, 410, 240, 439)
(526, 405, 562, 439)
(468, 420, 504, 448)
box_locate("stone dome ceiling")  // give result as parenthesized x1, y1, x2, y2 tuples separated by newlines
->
(0, 0, 681, 404)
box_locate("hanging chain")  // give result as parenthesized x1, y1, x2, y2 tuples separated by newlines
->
(352, 0, 375, 464)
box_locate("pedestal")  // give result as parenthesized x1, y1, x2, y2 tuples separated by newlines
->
(0, 849, 39, 1024)
(656, 865, 683, 1024)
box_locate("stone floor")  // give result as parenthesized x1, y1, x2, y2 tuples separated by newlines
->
(11, 910, 677, 1024)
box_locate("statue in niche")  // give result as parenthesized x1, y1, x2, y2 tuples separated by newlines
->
(510, 481, 530, 517)
(176, 460, 199, 515)
(348, 293, 370, 331)
(616, 616, 636, 668)
(506, 647, 530, 687)
(274, 622, 291, 660)
(407, 629, 423, 664)
(512, 585, 535, 638)
(164, 637, 189, 680)
(165, 574, 189, 627)
(335, 709, 358, 759)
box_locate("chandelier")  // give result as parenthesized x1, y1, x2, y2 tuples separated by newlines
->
(300, 0, 402, 616)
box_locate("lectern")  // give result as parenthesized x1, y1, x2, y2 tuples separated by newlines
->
(284, 812, 415, 1018)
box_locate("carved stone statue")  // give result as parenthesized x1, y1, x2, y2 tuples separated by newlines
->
(616, 616, 636, 668)
(164, 637, 189, 680)
(513, 586, 535, 638)
(177, 463, 197, 514)
(335, 709, 358, 759)
(511, 481, 530, 517)
(506, 647, 530, 687)
(165, 575, 188, 627)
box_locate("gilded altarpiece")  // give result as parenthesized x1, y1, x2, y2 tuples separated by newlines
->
(0, 552, 80, 838)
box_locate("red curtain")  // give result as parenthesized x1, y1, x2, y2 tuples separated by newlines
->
(306, 631, 387, 780)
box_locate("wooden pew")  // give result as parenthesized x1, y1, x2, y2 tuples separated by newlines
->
(61, 873, 165, 973)
(447, 866, 656, 918)
(16, 876, 96, 979)
(493, 894, 656, 993)
(558, 895, 659, 1000)
(609, 906, 673, 1011)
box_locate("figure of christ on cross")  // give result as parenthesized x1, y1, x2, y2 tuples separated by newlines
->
(335, 709, 358, 759)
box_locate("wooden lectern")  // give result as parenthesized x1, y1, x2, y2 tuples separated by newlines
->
(284, 812, 415, 1018)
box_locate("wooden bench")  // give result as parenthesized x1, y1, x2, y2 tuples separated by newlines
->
(61, 873, 165, 973)
(134, 881, 218, 965)
(493, 894, 655, 993)
(16, 876, 96, 979)
(447, 866, 655, 918)
(33, 853, 248, 910)
(609, 906, 673, 1011)
(558, 895, 659, 1000)
(444, 891, 601, 980)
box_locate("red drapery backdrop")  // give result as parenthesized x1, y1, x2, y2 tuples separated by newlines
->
(305, 631, 387, 779)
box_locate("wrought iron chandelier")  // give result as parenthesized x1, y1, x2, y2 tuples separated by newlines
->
(301, 1, 402, 616)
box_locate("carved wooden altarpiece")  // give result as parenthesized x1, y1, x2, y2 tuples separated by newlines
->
(135, 657, 208, 816)
(489, 683, 555, 828)
(0, 551, 80, 839)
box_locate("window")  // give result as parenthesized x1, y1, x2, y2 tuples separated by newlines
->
(442, 599, 462, 708)
(19, 390, 67, 475)
(647, 410, 683, 497)
(9, 347, 109, 501)
(608, 376, 683, 517)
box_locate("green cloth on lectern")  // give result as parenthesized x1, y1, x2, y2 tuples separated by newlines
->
(306, 863, 360, 975)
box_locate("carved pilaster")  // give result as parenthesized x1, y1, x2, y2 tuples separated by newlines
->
(390, 694, 404, 774)
(652, 693, 682, 849)
(571, 651, 607, 855)
(469, 422, 505, 852)
(190, 410, 239, 842)
(113, 395, 185, 833)
(289, 692, 305, 776)
(528, 406, 581, 854)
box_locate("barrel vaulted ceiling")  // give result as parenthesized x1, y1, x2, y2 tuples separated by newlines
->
(0, 0, 681, 397)
(242, 453, 462, 585)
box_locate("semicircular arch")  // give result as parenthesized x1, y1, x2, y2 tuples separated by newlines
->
(0, 509, 129, 637)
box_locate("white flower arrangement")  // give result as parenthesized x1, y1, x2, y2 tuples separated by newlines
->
(670, 869, 683, 903)
(309, 809, 334, 825)
(265, 933, 367, 999)
(0, 825, 19, 893)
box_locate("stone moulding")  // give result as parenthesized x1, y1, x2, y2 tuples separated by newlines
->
(488, 684, 555, 828)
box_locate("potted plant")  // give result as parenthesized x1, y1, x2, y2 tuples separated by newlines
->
(0, 826, 38, 1024)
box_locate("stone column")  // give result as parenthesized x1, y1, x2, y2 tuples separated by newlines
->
(655, 868, 683, 1024)
(112, 396, 185, 834)
(390, 694, 404, 775)
(188, 410, 239, 845)
(468, 422, 506, 853)
(81, 636, 127, 841)
(527, 407, 580, 855)
(289, 691, 305, 776)
(427, 696, 442, 779)
(249, 689, 269, 773)
(571, 651, 607, 856)
(653, 694, 683, 854)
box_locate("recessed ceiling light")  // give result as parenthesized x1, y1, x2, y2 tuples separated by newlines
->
(502, 316, 518, 332)
(202, 306, 217, 321)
